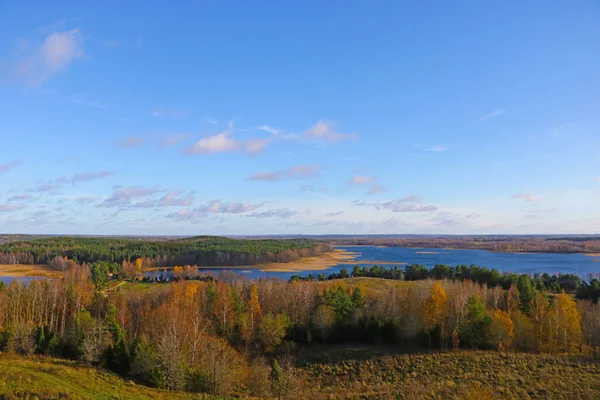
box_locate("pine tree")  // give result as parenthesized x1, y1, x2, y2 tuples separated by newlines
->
(270, 359, 283, 399)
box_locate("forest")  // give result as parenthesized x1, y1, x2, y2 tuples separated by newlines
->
(331, 235, 600, 253)
(1, 257, 600, 399)
(0, 236, 332, 266)
(290, 263, 600, 304)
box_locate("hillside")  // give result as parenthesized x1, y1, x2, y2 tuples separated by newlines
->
(0, 354, 210, 399)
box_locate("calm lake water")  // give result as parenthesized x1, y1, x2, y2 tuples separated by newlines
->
(0, 276, 45, 285)
(3, 246, 598, 284)
(142, 246, 600, 281)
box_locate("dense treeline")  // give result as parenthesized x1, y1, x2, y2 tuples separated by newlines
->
(0, 236, 332, 266)
(333, 236, 600, 253)
(1, 260, 600, 398)
(291, 263, 600, 302)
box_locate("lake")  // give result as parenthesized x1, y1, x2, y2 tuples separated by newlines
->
(142, 246, 600, 281)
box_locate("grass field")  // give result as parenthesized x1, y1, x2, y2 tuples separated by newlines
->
(0, 264, 62, 278)
(0, 354, 210, 399)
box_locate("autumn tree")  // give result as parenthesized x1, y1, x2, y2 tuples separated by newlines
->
(487, 309, 514, 352)
(421, 281, 448, 348)
(544, 291, 583, 353)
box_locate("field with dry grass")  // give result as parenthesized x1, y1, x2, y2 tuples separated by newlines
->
(0, 264, 62, 279)
(295, 351, 600, 399)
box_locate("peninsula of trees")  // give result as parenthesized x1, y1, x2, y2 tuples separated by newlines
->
(0, 236, 332, 266)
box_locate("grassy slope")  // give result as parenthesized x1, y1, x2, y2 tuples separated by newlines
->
(0, 354, 206, 400)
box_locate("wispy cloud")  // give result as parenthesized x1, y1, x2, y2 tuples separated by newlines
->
(347, 175, 375, 185)
(367, 184, 388, 195)
(198, 200, 262, 214)
(152, 107, 187, 118)
(512, 192, 539, 203)
(250, 165, 322, 181)
(0, 160, 21, 175)
(70, 94, 106, 109)
(548, 122, 579, 137)
(166, 209, 205, 222)
(133, 190, 195, 208)
(7, 193, 33, 202)
(304, 120, 357, 142)
(372, 195, 438, 213)
(71, 170, 114, 184)
(248, 208, 298, 219)
(258, 125, 299, 140)
(245, 137, 273, 154)
(326, 211, 344, 216)
(159, 134, 189, 148)
(423, 145, 446, 152)
(480, 109, 506, 121)
(97, 186, 159, 208)
(0, 203, 26, 212)
(56, 155, 79, 162)
(119, 136, 145, 148)
(430, 211, 479, 226)
(12, 29, 85, 85)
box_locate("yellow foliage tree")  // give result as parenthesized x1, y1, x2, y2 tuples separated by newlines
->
(543, 291, 583, 353)
(172, 266, 184, 280)
(421, 281, 448, 347)
(248, 284, 263, 333)
(487, 309, 514, 352)
(134, 258, 143, 278)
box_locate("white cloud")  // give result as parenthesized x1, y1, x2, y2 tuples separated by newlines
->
(0, 160, 21, 175)
(250, 165, 322, 181)
(303, 120, 357, 142)
(245, 137, 273, 154)
(182, 129, 240, 154)
(347, 175, 375, 185)
(512, 192, 539, 203)
(13, 29, 85, 85)
(480, 109, 506, 121)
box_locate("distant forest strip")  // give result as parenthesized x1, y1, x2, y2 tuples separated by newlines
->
(0, 236, 332, 266)
(332, 236, 600, 253)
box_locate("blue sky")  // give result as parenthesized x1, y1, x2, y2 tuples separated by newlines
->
(0, 1, 599, 235)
